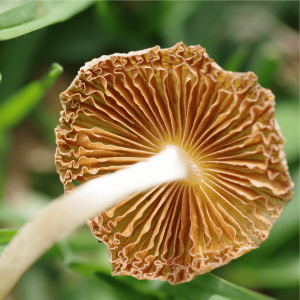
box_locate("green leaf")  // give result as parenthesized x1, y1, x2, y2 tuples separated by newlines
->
(0, 63, 63, 131)
(69, 260, 273, 300)
(68, 260, 163, 300)
(94, 272, 161, 300)
(160, 273, 275, 300)
(0, 1, 95, 40)
(0, 2, 39, 30)
(254, 256, 299, 289)
(218, 254, 299, 290)
(0, 228, 17, 244)
(0, 1, 25, 14)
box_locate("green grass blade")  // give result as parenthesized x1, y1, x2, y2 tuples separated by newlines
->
(0, 2, 39, 30)
(0, 1, 95, 40)
(94, 271, 161, 300)
(68, 260, 162, 300)
(68, 260, 273, 300)
(160, 273, 275, 300)
(220, 255, 299, 290)
(0, 63, 63, 131)
(0, 228, 18, 244)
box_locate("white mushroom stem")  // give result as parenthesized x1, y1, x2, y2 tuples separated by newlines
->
(0, 147, 190, 299)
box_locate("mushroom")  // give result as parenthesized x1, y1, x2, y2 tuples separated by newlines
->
(55, 42, 293, 284)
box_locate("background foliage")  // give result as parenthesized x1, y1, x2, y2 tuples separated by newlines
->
(0, 1, 298, 300)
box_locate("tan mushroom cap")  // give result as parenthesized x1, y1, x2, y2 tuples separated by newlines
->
(55, 42, 293, 284)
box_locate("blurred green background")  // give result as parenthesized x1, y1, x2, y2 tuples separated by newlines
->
(0, 1, 299, 300)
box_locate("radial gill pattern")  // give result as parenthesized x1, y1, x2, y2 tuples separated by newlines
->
(55, 42, 293, 284)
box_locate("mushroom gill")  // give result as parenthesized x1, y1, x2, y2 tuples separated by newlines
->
(55, 42, 293, 284)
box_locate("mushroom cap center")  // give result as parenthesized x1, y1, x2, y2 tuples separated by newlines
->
(164, 145, 202, 185)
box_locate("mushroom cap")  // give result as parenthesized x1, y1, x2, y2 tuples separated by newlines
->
(55, 42, 293, 284)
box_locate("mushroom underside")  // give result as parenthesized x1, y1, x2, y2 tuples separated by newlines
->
(55, 42, 293, 284)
